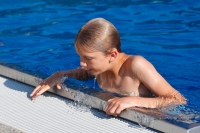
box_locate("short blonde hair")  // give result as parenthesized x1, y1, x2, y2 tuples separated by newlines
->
(75, 18, 122, 54)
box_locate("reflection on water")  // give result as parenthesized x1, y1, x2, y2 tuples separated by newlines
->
(160, 105, 200, 123)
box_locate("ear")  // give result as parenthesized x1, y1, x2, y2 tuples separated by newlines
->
(109, 48, 118, 62)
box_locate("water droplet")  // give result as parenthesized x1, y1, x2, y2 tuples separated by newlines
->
(93, 76, 97, 89)
(132, 112, 155, 128)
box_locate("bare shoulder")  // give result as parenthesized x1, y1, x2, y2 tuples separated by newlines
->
(129, 55, 146, 63)
(125, 55, 157, 79)
(128, 55, 153, 70)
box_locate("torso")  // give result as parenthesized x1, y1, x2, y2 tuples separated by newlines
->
(97, 55, 153, 97)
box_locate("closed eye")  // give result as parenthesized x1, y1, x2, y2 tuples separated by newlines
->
(85, 56, 93, 60)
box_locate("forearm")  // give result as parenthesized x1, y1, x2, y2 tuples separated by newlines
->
(59, 68, 92, 80)
(132, 92, 187, 108)
(104, 91, 186, 116)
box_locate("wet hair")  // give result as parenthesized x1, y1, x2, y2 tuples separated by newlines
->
(74, 18, 122, 54)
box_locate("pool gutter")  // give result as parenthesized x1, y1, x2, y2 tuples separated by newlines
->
(0, 64, 199, 133)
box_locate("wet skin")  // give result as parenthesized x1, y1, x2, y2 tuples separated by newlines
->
(30, 48, 186, 116)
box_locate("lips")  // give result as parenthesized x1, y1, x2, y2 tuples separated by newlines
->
(87, 69, 93, 72)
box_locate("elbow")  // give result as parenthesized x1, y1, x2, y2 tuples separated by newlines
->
(174, 94, 187, 106)
(157, 93, 187, 108)
(180, 96, 187, 105)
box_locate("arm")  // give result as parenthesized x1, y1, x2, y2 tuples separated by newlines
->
(104, 56, 186, 115)
(30, 68, 91, 100)
(63, 68, 92, 80)
(131, 56, 186, 108)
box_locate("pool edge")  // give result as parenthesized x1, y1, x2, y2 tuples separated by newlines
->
(0, 64, 199, 133)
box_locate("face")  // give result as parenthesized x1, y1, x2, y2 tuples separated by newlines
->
(76, 48, 110, 76)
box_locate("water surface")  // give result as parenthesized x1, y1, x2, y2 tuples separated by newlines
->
(0, 0, 199, 122)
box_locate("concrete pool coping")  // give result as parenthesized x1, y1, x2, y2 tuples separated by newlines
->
(0, 64, 200, 133)
(0, 74, 157, 133)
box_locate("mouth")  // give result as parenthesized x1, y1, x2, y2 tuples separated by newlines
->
(87, 69, 93, 73)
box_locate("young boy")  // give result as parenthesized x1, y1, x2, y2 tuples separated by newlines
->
(30, 18, 186, 116)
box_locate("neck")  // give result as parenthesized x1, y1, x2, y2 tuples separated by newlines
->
(107, 52, 129, 78)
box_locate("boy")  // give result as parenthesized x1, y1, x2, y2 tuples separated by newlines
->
(30, 18, 186, 116)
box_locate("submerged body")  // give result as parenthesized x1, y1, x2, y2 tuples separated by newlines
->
(97, 55, 152, 97)
(30, 18, 186, 116)
(76, 50, 186, 114)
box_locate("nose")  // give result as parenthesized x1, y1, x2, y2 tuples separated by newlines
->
(80, 58, 87, 69)
(80, 61, 87, 67)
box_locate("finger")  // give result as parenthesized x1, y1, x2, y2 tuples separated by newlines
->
(30, 85, 42, 97)
(108, 97, 116, 102)
(31, 85, 50, 100)
(56, 84, 62, 90)
(105, 101, 118, 115)
(105, 98, 118, 111)
(36, 85, 50, 95)
(115, 105, 123, 115)
(104, 101, 111, 112)
(107, 103, 119, 115)
(104, 98, 116, 111)
(30, 90, 41, 100)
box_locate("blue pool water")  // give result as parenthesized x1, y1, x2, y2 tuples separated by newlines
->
(0, 0, 200, 122)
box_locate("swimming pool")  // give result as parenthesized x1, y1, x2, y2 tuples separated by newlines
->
(0, 0, 200, 123)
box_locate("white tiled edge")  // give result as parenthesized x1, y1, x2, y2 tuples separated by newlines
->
(1, 64, 199, 133)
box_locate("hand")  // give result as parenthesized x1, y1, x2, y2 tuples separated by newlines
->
(104, 97, 134, 116)
(30, 71, 63, 100)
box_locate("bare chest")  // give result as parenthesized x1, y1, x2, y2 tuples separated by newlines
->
(97, 75, 152, 97)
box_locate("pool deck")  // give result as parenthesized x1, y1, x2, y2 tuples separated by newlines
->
(0, 75, 158, 133)
(0, 64, 200, 133)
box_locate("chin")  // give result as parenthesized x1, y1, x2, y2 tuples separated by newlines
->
(89, 71, 100, 76)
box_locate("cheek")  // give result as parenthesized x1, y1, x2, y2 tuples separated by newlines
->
(97, 60, 109, 69)
(90, 56, 109, 68)
(90, 59, 105, 68)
